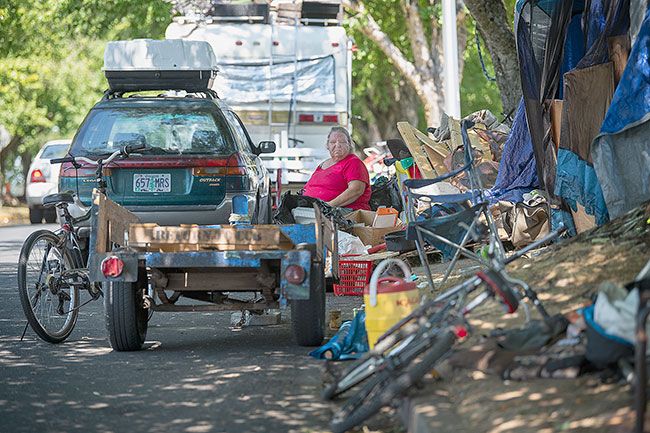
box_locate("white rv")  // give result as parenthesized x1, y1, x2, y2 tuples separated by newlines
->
(165, 1, 352, 184)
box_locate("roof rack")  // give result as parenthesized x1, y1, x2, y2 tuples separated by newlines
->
(102, 89, 219, 101)
(175, 1, 344, 27)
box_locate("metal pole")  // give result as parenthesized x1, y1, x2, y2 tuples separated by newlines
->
(442, 0, 461, 118)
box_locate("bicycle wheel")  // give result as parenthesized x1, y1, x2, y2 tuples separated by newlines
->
(18, 230, 79, 343)
(330, 329, 456, 433)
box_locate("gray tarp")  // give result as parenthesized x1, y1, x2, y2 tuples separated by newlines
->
(214, 55, 335, 104)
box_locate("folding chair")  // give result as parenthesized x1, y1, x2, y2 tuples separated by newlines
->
(404, 119, 505, 291)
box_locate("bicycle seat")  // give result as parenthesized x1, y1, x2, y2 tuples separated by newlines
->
(42, 192, 75, 207)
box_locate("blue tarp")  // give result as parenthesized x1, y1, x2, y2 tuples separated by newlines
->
(554, 0, 630, 225)
(488, 99, 539, 203)
(592, 5, 650, 218)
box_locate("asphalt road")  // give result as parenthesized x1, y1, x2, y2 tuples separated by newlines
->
(0, 223, 367, 433)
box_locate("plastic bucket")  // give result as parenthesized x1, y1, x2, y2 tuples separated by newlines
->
(363, 259, 419, 348)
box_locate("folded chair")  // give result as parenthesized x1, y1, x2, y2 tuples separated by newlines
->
(404, 119, 505, 291)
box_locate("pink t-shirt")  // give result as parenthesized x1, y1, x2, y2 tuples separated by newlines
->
(303, 154, 371, 210)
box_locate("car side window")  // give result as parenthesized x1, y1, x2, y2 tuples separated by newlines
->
(225, 111, 255, 154)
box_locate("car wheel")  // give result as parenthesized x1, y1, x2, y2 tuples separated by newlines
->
(44, 208, 57, 224)
(29, 208, 43, 224)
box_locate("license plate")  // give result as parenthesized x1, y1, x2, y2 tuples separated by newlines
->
(133, 174, 171, 193)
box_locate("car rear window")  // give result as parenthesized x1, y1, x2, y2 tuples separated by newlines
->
(71, 105, 236, 157)
(40, 144, 69, 159)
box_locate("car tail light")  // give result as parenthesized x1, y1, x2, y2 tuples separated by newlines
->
(101, 256, 124, 278)
(285, 265, 306, 284)
(225, 154, 250, 192)
(30, 169, 46, 183)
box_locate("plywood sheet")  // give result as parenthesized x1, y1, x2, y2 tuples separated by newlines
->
(127, 224, 294, 252)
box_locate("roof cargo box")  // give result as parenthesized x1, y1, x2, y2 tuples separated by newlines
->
(103, 39, 218, 92)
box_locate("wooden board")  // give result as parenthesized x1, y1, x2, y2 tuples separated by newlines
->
(396, 121, 438, 178)
(93, 191, 140, 253)
(608, 35, 630, 86)
(127, 223, 294, 252)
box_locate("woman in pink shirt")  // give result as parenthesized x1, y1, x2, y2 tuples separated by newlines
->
(303, 127, 371, 210)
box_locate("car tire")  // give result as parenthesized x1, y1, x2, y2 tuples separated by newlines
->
(104, 267, 148, 351)
(44, 208, 57, 224)
(29, 207, 43, 224)
(290, 261, 326, 346)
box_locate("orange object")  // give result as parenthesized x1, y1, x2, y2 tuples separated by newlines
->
(372, 207, 399, 228)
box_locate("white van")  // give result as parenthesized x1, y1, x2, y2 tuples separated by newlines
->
(165, 2, 352, 184)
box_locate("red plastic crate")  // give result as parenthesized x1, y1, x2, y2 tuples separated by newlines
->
(333, 257, 373, 296)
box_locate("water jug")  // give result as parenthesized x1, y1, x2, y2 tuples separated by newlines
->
(364, 259, 420, 348)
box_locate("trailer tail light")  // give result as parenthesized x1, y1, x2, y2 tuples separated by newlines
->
(297, 113, 340, 124)
(101, 256, 124, 278)
(285, 265, 306, 285)
(30, 169, 46, 183)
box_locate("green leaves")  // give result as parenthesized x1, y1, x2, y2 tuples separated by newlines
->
(0, 0, 173, 184)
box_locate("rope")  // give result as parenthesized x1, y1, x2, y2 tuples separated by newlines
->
(475, 27, 496, 82)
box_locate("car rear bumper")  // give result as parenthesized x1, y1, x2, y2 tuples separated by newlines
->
(71, 193, 257, 226)
(127, 193, 256, 225)
(25, 182, 58, 207)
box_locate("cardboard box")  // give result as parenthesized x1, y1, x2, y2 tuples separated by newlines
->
(346, 210, 403, 246)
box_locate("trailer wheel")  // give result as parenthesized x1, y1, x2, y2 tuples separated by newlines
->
(105, 267, 148, 351)
(291, 262, 325, 346)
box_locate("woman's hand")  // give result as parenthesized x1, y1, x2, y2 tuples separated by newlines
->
(326, 180, 366, 208)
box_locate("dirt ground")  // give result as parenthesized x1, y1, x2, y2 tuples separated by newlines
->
(421, 203, 650, 433)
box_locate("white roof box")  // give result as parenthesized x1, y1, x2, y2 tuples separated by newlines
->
(103, 39, 218, 92)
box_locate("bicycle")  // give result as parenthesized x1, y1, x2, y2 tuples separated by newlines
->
(325, 222, 565, 433)
(17, 142, 145, 343)
(323, 223, 563, 404)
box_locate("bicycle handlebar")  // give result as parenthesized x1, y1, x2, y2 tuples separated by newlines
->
(50, 142, 145, 166)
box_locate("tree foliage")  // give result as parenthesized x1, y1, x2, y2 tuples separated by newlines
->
(0, 0, 173, 194)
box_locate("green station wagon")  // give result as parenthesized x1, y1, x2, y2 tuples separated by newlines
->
(60, 95, 275, 225)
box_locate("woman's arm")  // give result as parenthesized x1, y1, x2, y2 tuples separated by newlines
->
(326, 180, 366, 208)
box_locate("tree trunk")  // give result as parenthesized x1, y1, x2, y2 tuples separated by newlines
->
(463, 0, 521, 115)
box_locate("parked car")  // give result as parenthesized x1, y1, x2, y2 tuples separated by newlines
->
(26, 139, 71, 223)
(60, 96, 275, 226)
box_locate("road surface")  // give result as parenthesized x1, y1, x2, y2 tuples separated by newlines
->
(0, 223, 371, 433)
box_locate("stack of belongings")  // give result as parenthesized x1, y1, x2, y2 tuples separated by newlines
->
(512, 0, 650, 237)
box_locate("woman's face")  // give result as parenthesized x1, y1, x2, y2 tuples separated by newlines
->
(327, 131, 351, 161)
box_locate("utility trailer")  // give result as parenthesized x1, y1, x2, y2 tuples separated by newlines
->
(87, 190, 338, 351)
